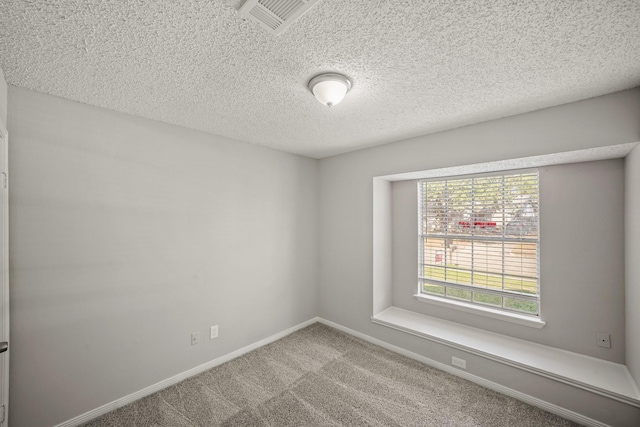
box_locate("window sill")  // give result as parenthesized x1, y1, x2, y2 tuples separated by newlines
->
(413, 293, 546, 329)
(372, 306, 640, 407)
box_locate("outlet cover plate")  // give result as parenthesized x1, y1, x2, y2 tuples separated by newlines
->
(210, 325, 219, 339)
(597, 332, 611, 349)
(191, 332, 200, 346)
(452, 356, 466, 369)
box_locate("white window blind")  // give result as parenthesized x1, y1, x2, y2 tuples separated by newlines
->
(418, 171, 540, 316)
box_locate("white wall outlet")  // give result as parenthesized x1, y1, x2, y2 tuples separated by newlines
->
(191, 332, 200, 346)
(597, 332, 611, 349)
(452, 356, 466, 369)
(210, 325, 219, 339)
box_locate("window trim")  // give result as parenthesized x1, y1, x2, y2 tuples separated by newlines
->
(417, 170, 541, 317)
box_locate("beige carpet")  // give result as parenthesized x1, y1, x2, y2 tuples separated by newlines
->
(84, 323, 580, 426)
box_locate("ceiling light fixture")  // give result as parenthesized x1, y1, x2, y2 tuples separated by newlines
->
(308, 73, 352, 107)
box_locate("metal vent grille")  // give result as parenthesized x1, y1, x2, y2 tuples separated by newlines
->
(239, 0, 320, 35)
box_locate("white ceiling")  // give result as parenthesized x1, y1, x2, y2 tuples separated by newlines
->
(1, 1, 639, 159)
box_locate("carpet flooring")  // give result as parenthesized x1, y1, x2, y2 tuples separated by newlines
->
(84, 323, 580, 427)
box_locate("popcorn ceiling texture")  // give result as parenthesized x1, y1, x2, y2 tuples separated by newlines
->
(0, 0, 639, 158)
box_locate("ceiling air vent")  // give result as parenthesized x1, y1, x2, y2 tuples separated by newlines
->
(239, 0, 320, 35)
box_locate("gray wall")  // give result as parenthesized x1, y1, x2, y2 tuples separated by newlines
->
(318, 88, 640, 423)
(7, 86, 319, 427)
(627, 145, 640, 384)
(392, 160, 626, 362)
(0, 68, 6, 128)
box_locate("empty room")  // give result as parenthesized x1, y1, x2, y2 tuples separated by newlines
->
(1, 1, 640, 426)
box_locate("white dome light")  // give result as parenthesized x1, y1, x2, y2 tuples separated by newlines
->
(308, 73, 352, 107)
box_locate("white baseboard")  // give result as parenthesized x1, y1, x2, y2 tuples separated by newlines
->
(55, 317, 320, 427)
(317, 318, 610, 427)
(57, 316, 611, 427)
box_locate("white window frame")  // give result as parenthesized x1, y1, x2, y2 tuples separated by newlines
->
(416, 169, 541, 323)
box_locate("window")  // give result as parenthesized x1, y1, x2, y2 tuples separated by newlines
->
(418, 171, 540, 316)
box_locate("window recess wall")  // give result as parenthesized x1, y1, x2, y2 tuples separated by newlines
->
(389, 157, 626, 362)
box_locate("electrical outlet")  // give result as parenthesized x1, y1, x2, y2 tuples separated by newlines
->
(597, 332, 611, 349)
(210, 325, 219, 339)
(452, 356, 466, 369)
(191, 332, 200, 346)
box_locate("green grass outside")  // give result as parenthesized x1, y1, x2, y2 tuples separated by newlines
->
(423, 266, 538, 314)
(423, 265, 537, 294)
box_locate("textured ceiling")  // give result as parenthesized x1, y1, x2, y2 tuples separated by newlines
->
(1, 1, 639, 158)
